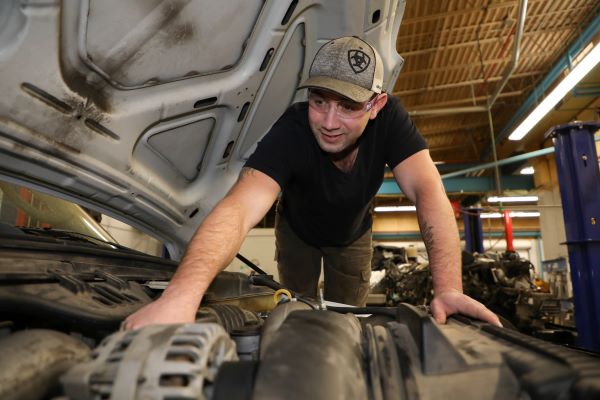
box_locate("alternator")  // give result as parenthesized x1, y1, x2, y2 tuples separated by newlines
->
(61, 323, 238, 400)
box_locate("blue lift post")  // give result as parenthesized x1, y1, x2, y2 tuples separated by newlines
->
(547, 122, 600, 352)
(463, 208, 484, 254)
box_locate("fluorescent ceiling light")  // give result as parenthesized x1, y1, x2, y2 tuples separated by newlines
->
(374, 205, 416, 212)
(519, 166, 535, 175)
(508, 41, 600, 141)
(487, 195, 538, 203)
(480, 211, 540, 219)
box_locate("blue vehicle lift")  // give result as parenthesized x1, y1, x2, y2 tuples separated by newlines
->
(547, 122, 600, 352)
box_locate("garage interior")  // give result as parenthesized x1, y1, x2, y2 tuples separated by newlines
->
(92, 0, 600, 352)
(134, 0, 592, 354)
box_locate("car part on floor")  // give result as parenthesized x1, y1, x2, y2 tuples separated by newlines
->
(371, 246, 576, 344)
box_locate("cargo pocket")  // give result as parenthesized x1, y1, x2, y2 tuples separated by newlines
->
(355, 269, 371, 306)
(361, 269, 371, 283)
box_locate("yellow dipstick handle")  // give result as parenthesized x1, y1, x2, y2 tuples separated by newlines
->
(273, 288, 293, 304)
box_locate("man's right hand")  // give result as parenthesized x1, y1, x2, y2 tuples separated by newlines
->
(122, 297, 198, 330)
(122, 168, 281, 331)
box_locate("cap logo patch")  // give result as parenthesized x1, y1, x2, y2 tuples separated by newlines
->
(348, 50, 370, 73)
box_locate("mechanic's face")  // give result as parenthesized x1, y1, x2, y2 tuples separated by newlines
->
(307, 89, 386, 155)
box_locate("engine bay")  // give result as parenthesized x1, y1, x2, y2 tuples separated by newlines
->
(1, 241, 599, 399)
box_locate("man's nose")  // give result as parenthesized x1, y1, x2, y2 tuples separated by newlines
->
(322, 103, 341, 129)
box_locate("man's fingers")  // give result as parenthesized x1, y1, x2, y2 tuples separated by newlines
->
(433, 292, 502, 327)
(461, 298, 502, 327)
(476, 306, 502, 327)
(434, 314, 447, 324)
(431, 299, 448, 324)
(121, 317, 136, 331)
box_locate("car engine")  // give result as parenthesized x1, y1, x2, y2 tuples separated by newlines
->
(371, 245, 578, 345)
(1, 241, 599, 400)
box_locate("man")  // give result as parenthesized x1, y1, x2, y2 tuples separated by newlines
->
(125, 36, 500, 329)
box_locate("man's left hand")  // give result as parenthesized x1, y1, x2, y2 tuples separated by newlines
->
(431, 289, 502, 327)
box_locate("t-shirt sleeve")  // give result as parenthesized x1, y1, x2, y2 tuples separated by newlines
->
(384, 97, 428, 170)
(244, 106, 301, 189)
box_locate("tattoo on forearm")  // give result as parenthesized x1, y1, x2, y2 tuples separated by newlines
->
(420, 219, 436, 255)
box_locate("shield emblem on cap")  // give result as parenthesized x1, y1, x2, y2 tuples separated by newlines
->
(348, 50, 371, 73)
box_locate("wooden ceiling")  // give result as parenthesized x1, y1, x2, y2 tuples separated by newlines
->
(393, 0, 600, 170)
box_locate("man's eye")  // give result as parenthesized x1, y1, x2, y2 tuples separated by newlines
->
(340, 102, 360, 112)
(313, 98, 325, 105)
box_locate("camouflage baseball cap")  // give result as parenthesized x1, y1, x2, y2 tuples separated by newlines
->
(298, 36, 384, 102)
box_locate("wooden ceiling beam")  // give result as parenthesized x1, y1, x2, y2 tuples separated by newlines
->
(396, 50, 556, 77)
(397, 14, 579, 44)
(422, 122, 491, 136)
(429, 143, 470, 152)
(399, 1, 520, 25)
(401, 25, 577, 56)
(397, 20, 510, 42)
(395, 71, 541, 95)
(398, 0, 584, 26)
(406, 90, 522, 109)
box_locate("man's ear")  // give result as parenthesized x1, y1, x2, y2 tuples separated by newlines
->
(369, 93, 388, 119)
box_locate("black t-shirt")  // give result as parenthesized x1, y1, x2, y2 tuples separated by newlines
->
(245, 96, 427, 247)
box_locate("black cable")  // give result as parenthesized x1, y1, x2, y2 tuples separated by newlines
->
(235, 253, 268, 275)
(248, 274, 284, 291)
(295, 297, 317, 310)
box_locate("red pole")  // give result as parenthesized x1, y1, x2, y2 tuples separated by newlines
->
(503, 210, 514, 252)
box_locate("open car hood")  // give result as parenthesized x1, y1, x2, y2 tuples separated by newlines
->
(0, 0, 405, 258)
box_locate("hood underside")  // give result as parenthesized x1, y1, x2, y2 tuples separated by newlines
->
(0, 0, 405, 258)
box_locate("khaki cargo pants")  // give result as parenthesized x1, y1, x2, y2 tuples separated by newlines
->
(275, 215, 372, 307)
